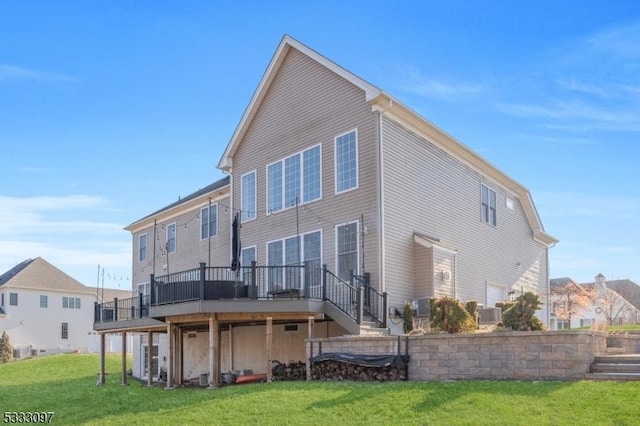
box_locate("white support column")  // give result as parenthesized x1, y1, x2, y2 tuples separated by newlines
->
(147, 331, 153, 386)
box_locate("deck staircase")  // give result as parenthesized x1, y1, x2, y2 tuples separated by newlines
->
(588, 350, 640, 381)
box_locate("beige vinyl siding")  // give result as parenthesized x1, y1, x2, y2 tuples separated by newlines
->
(381, 115, 548, 310)
(231, 48, 380, 288)
(130, 195, 231, 289)
(413, 244, 433, 299)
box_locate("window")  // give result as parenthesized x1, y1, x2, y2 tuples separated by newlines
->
(200, 204, 218, 239)
(143, 344, 159, 378)
(267, 162, 282, 213)
(303, 146, 321, 202)
(580, 318, 594, 328)
(40, 295, 48, 308)
(303, 231, 322, 288)
(335, 129, 358, 193)
(267, 231, 322, 290)
(481, 184, 497, 226)
(166, 223, 176, 253)
(557, 320, 571, 330)
(241, 246, 257, 286)
(241, 171, 256, 222)
(1, 293, 3, 306)
(267, 145, 322, 213)
(9, 292, 18, 306)
(336, 222, 358, 281)
(63, 297, 81, 309)
(139, 234, 148, 262)
(61, 322, 68, 340)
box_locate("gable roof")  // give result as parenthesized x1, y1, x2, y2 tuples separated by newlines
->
(582, 278, 640, 311)
(125, 175, 230, 232)
(0, 257, 94, 294)
(86, 287, 134, 303)
(217, 35, 557, 247)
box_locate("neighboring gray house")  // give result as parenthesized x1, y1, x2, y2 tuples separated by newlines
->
(95, 35, 557, 387)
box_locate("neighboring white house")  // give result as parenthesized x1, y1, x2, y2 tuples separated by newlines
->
(0, 257, 97, 356)
(550, 273, 640, 330)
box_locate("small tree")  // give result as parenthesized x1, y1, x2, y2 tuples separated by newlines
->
(550, 282, 594, 329)
(501, 292, 545, 331)
(403, 301, 414, 333)
(0, 331, 13, 363)
(430, 296, 476, 333)
(599, 290, 632, 326)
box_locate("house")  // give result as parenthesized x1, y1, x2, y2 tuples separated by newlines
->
(550, 274, 640, 329)
(0, 257, 97, 357)
(94, 35, 557, 387)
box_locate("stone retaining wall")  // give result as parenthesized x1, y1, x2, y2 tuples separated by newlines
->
(307, 331, 608, 381)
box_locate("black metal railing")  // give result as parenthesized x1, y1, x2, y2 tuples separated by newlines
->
(94, 294, 148, 323)
(353, 273, 387, 328)
(94, 262, 387, 329)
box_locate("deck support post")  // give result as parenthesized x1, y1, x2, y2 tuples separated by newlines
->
(147, 331, 153, 386)
(98, 332, 106, 385)
(208, 317, 220, 389)
(121, 331, 128, 386)
(165, 321, 174, 390)
(306, 316, 314, 381)
(266, 317, 273, 382)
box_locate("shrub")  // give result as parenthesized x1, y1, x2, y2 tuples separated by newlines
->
(500, 292, 545, 331)
(0, 331, 13, 363)
(430, 296, 476, 333)
(403, 301, 414, 333)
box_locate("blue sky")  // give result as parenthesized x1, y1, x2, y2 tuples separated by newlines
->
(1, 1, 639, 289)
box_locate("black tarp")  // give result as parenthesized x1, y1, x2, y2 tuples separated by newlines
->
(310, 353, 410, 369)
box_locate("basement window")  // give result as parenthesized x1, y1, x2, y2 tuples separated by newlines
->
(284, 324, 298, 332)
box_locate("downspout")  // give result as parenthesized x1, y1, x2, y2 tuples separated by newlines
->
(453, 251, 458, 300)
(546, 242, 555, 329)
(377, 110, 386, 294)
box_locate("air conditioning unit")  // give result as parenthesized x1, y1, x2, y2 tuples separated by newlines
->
(479, 307, 502, 324)
(414, 298, 431, 317)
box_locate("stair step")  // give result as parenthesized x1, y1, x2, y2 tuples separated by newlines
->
(586, 372, 640, 381)
(591, 364, 640, 373)
(593, 355, 640, 364)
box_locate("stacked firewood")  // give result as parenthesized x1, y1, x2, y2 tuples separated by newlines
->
(311, 360, 406, 381)
(271, 360, 307, 381)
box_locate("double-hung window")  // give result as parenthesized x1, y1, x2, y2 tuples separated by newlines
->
(481, 184, 497, 226)
(201, 204, 218, 239)
(166, 223, 176, 253)
(267, 145, 321, 213)
(9, 292, 18, 306)
(335, 129, 358, 193)
(139, 234, 147, 262)
(40, 295, 48, 308)
(241, 171, 257, 222)
(336, 222, 358, 281)
(61, 323, 68, 340)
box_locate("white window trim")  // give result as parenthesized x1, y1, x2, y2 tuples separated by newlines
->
(166, 222, 177, 253)
(241, 170, 257, 223)
(241, 245, 257, 266)
(334, 128, 359, 195)
(200, 203, 219, 240)
(481, 183, 497, 227)
(335, 220, 360, 279)
(139, 233, 148, 262)
(265, 144, 323, 216)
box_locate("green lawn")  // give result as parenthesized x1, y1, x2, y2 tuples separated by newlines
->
(1, 354, 640, 425)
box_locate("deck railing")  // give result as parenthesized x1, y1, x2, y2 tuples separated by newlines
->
(94, 294, 148, 323)
(94, 262, 387, 329)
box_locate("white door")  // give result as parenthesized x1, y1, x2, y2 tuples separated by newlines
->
(486, 283, 506, 308)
